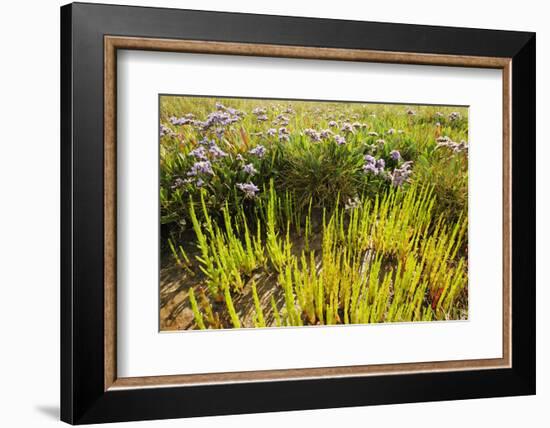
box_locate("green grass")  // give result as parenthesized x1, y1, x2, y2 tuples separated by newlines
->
(160, 96, 468, 330)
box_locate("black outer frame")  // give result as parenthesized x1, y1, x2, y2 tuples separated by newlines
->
(60, 2, 535, 424)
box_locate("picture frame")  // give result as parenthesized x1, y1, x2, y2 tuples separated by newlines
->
(60, 2, 535, 424)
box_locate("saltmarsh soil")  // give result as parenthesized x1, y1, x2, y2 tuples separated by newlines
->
(159, 97, 469, 330)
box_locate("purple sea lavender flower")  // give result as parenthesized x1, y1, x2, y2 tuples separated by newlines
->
(228, 107, 244, 117)
(387, 128, 396, 135)
(266, 128, 277, 137)
(436, 136, 468, 153)
(252, 107, 267, 116)
(278, 127, 290, 142)
(236, 182, 260, 198)
(216, 102, 244, 117)
(169, 113, 195, 126)
(187, 160, 214, 176)
(249, 145, 266, 158)
(363, 163, 379, 175)
(390, 150, 401, 161)
(334, 134, 346, 145)
(320, 129, 333, 139)
(341, 122, 354, 133)
(236, 154, 245, 162)
(160, 124, 174, 137)
(390, 161, 413, 186)
(242, 163, 258, 175)
(256, 114, 268, 122)
(196, 178, 205, 188)
(188, 146, 208, 160)
(304, 128, 321, 142)
(208, 143, 228, 158)
(273, 114, 289, 126)
(363, 154, 387, 176)
(364, 154, 376, 164)
(201, 110, 240, 131)
(328, 120, 338, 128)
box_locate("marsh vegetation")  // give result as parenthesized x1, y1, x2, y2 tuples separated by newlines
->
(159, 97, 468, 330)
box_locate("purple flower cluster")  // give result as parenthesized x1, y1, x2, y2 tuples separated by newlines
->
(278, 127, 290, 142)
(236, 182, 260, 198)
(252, 107, 267, 116)
(436, 136, 468, 153)
(201, 110, 241, 131)
(169, 113, 195, 126)
(242, 163, 258, 175)
(160, 124, 174, 137)
(266, 128, 277, 137)
(390, 161, 413, 186)
(320, 129, 333, 139)
(208, 143, 228, 158)
(362, 154, 385, 175)
(187, 160, 214, 177)
(249, 145, 267, 158)
(273, 114, 289, 126)
(390, 150, 401, 161)
(304, 128, 321, 142)
(334, 134, 346, 145)
(189, 146, 208, 160)
(328, 120, 338, 128)
(189, 140, 227, 161)
(340, 122, 354, 133)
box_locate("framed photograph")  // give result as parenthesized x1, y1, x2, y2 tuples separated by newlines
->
(61, 2, 535, 424)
